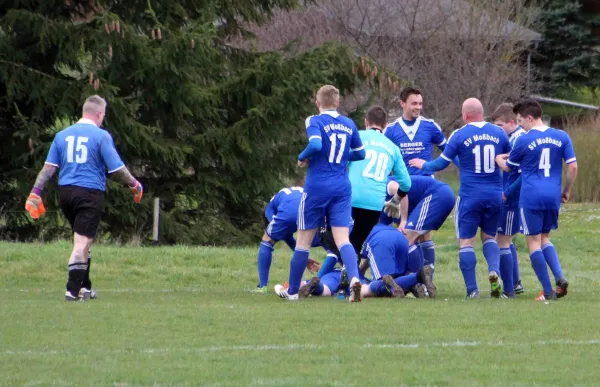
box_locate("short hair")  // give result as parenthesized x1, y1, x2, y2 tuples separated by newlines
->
(400, 87, 421, 102)
(492, 103, 516, 123)
(82, 95, 107, 115)
(365, 105, 388, 128)
(316, 85, 339, 109)
(513, 98, 543, 119)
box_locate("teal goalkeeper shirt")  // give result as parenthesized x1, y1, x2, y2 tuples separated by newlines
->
(349, 129, 411, 211)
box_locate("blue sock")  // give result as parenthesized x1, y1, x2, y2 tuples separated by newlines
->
(339, 243, 359, 280)
(316, 254, 338, 278)
(482, 239, 500, 274)
(312, 283, 325, 296)
(459, 247, 478, 294)
(542, 243, 564, 283)
(287, 248, 309, 295)
(530, 249, 553, 295)
(407, 245, 424, 273)
(369, 279, 386, 296)
(499, 248, 514, 295)
(257, 241, 274, 287)
(510, 243, 520, 283)
(394, 273, 418, 290)
(420, 240, 436, 268)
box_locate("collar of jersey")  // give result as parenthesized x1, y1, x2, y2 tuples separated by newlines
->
(77, 118, 97, 126)
(508, 126, 523, 138)
(530, 125, 549, 132)
(469, 121, 487, 128)
(367, 127, 384, 133)
(320, 110, 340, 118)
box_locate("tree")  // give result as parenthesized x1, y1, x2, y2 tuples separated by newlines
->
(532, 0, 600, 92)
(0, 0, 374, 244)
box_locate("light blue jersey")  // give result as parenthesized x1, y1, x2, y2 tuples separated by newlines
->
(348, 129, 410, 211)
(45, 119, 124, 191)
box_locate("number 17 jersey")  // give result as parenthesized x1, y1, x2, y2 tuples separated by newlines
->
(45, 119, 125, 192)
(304, 110, 364, 194)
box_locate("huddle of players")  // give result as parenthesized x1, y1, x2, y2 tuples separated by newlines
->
(257, 85, 577, 302)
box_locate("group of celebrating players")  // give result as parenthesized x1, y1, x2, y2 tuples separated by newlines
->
(257, 85, 577, 302)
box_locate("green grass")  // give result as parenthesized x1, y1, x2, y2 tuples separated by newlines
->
(2, 204, 600, 386)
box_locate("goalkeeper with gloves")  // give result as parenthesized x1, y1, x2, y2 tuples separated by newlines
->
(25, 95, 143, 302)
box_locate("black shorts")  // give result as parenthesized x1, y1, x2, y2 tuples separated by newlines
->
(59, 185, 104, 238)
(350, 207, 383, 255)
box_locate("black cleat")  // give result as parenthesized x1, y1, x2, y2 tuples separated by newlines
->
(299, 277, 320, 298)
(382, 275, 404, 298)
(556, 278, 569, 299)
(409, 284, 427, 298)
(514, 280, 525, 294)
(420, 265, 437, 298)
(339, 268, 350, 292)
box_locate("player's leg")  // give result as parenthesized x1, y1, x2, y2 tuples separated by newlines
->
(481, 200, 503, 298)
(539, 210, 568, 297)
(419, 233, 435, 269)
(511, 242, 524, 294)
(521, 209, 556, 300)
(349, 207, 381, 254)
(456, 197, 480, 298)
(254, 232, 276, 293)
(497, 233, 515, 298)
(316, 227, 341, 277)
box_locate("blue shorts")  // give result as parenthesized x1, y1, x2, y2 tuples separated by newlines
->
(497, 206, 521, 236)
(454, 195, 503, 239)
(361, 228, 408, 280)
(298, 191, 352, 230)
(321, 271, 341, 293)
(406, 186, 455, 235)
(520, 208, 559, 236)
(266, 216, 321, 246)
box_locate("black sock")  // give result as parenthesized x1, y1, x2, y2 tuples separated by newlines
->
(82, 252, 92, 290)
(66, 263, 87, 296)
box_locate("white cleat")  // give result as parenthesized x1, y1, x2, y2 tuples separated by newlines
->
(274, 284, 299, 301)
(349, 278, 362, 303)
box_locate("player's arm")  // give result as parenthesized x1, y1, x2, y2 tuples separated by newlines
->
(410, 129, 458, 171)
(504, 137, 526, 173)
(504, 175, 522, 199)
(495, 153, 510, 172)
(102, 133, 143, 203)
(298, 116, 322, 165)
(391, 150, 411, 193)
(562, 135, 578, 203)
(25, 140, 61, 219)
(349, 126, 365, 161)
(383, 178, 409, 221)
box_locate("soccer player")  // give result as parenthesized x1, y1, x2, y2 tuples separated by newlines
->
(348, 105, 410, 255)
(253, 185, 322, 294)
(381, 175, 455, 279)
(491, 103, 526, 295)
(409, 98, 510, 298)
(274, 85, 365, 302)
(25, 95, 143, 301)
(496, 98, 577, 301)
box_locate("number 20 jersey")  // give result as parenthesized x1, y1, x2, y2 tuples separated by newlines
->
(303, 111, 363, 195)
(45, 119, 125, 192)
(441, 121, 510, 199)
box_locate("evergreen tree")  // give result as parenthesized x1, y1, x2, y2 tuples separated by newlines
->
(0, 1, 390, 244)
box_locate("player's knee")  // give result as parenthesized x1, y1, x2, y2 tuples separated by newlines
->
(458, 238, 475, 249)
(261, 233, 274, 244)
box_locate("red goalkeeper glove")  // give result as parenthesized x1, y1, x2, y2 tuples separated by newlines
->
(25, 188, 46, 219)
(129, 180, 143, 203)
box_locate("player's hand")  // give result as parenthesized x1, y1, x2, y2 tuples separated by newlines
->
(25, 193, 46, 219)
(408, 158, 426, 169)
(383, 194, 401, 218)
(398, 221, 407, 234)
(307, 258, 321, 274)
(129, 180, 143, 203)
(297, 159, 309, 168)
(561, 191, 570, 203)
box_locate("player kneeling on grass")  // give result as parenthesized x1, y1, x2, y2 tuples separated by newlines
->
(25, 95, 143, 302)
(496, 99, 576, 301)
(381, 175, 455, 282)
(253, 185, 322, 294)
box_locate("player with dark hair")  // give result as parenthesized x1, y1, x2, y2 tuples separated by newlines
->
(25, 95, 143, 301)
(496, 98, 577, 301)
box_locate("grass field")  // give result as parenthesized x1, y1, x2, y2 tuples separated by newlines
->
(1, 204, 600, 386)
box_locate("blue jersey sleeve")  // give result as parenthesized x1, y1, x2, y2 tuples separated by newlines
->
(441, 130, 460, 161)
(392, 148, 411, 192)
(507, 136, 526, 170)
(505, 174, 522, 199)
(265, 195, 277, 221)
(299, 116, 323, 161)
(350, 125, 364, 152)
(432, 122, 446, 148)
(101, 132, 125, 173)
(305, 116, 321, 141)
(562, 133, 576, 164)
(45, 138, 61, 167)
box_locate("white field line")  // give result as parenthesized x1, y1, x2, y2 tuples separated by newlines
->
(2, 339, 600, 357)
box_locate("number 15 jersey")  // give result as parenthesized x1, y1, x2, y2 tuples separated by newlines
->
(304, 110, 364, 195)
(45, 118, 125, 192)
(441, 121, 510, 199)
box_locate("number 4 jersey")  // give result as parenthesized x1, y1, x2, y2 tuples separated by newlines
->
(441, 121, 510, 199)
(45, 118, 125, 191)
(348, 129, 410, 211)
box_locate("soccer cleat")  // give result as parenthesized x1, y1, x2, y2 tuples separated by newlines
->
(501, 292, 516, 299)
(556, 278, 569, 299)
(274, 284, 299, 301)
(382, 275, 404, 298)
(534, 290, 557, 301)
(65, 291, 82, 302)
(421, 265, 437, 298)
(514, 280, 525, 295)
(409, 284, 427, 298)
(79, 288, 91, 301)
(90, 290, 97, 299)
(488, 271, 502, 298)
(465, 290, 480, 299)
(250, 285, 268, 294)
(339, 268, 350, 292)
(349, 279, 362, 303)
(298, 277, 320, 298)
